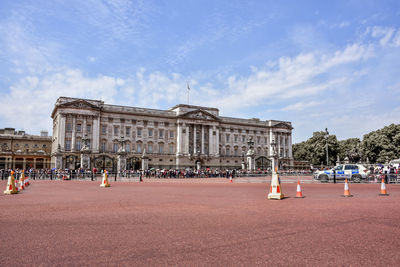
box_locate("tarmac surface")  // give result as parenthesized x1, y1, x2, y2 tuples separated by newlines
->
(1, 178, 400, 266)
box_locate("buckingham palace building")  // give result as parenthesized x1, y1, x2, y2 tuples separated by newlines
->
(51, 97, 293, 171)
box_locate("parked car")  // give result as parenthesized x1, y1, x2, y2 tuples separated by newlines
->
(314, 164, 371, 183)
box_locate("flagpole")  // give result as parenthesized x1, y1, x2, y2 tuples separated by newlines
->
(187, 83, 190, 105)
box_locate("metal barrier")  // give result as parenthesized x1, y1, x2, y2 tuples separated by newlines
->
(314, 173, 400, 184)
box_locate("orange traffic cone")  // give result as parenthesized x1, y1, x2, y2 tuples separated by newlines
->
(379, 178, 389, 196)
(4, 171, 18, 195)
(24, 171, 29, 186)
(342, 179, 353, 197)
(295, 180, 305, 198)
(100, 170, 110, 188)
(19, 171, 25, 190)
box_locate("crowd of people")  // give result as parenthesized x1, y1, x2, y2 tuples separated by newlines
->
(0, 167, 314, 180)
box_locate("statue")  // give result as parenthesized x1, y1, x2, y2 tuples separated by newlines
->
(246, 137, 255, 171)
(117, 137, 127, 174)
(81, 134, 91, 153)
(80, 134, 91, 170)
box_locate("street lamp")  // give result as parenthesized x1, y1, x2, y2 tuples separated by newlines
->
(270, 139, 277, 172)
(325, 128, 329, 167)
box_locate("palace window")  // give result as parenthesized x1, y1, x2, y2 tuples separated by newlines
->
(126, 143, 130, 152)
(137, 143, 142, 153)
(148, 129, 153, 137)
(114, 126, 119, 136)
(126, 127, 131, 137)
(234, 135, 238, 142)
(159, 129, 164, 138)
(113, 143, 118, 152)
(169, 144, 174, 154)
(159, 143, 164, 153)
(226, 146, 230, 156)
(242, 135, 245, 142)
(101, 126, 107, 135)
(65, 140, 71, 151)
(101, 142, 106, 152)
(66, 123, 72, 132)
(137, 128, 142, 137)
(170, 130, 174, 138)
(226, 134, 230, 142)
(76, 140, 81, 151)
(148, 143, 153, 153)
(77, 124, 82, 132)
(87, 124, 91, 133)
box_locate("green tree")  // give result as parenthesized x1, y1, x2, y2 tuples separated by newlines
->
(338, 138, 361, 163)
(362, 124, 400, 163)
(293, 131, 339, 166)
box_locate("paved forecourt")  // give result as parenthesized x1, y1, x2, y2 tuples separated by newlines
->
(1, 179, 400, 266)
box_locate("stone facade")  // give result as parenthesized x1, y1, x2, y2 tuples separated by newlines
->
(0, 128, 52, 169)
(51, 97, 293, 170)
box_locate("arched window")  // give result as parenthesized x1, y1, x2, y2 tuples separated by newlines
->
(158, 142, 164, 154)
(148, 142, 153, 153)
(136, 141, 142, 153)
(226, 146, 230, 156)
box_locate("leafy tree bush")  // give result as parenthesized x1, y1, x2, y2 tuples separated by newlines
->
(294, 124, 400, 165)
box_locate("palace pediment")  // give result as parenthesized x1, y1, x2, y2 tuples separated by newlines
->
(179, 109, 220, 121)
(58, 99, 100, 110)
(274, 122, 293, 130)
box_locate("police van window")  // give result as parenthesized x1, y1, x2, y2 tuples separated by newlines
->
(344, 165, 353, 170)
(334, 165, 343, 170)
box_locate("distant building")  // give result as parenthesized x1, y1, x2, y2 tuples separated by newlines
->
(51, 97, 293, 171)
(0, 128, 52, 169)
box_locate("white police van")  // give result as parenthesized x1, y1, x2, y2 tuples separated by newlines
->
(314, 164, 370, 183)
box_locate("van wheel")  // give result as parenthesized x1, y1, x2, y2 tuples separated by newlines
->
(319, 174, 329, 182)
(352, 175, 361, 183)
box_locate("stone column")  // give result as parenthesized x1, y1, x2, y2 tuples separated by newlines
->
(288, 134, 293, 158)
(201, 125, 205, 155)
(92, 116, 100, 153)
(176, 123, 182, 155)
(193, 124, 197, 154)
(277, 133, 281, 158)
(215, 127, 220, 156)
(59, 114, 66, 149)
(71, 116, 76, 151)
(209, 127, 213, 155)
(185, 124, 189, 154)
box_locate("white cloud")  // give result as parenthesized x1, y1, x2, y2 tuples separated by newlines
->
(370, 26, 398, 47)
(202, 43, 374, 113)
(281, 101, 320, 111)
(0, 69, 125, 134)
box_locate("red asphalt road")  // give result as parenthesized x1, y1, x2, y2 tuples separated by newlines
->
(1, 179, 400, 266)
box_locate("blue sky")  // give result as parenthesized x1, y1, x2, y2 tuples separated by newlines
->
(0, 0, 399, 143)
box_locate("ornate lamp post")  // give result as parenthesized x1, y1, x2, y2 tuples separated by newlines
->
(325, 128, 329, 167)
(268, 139, 284, 200)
